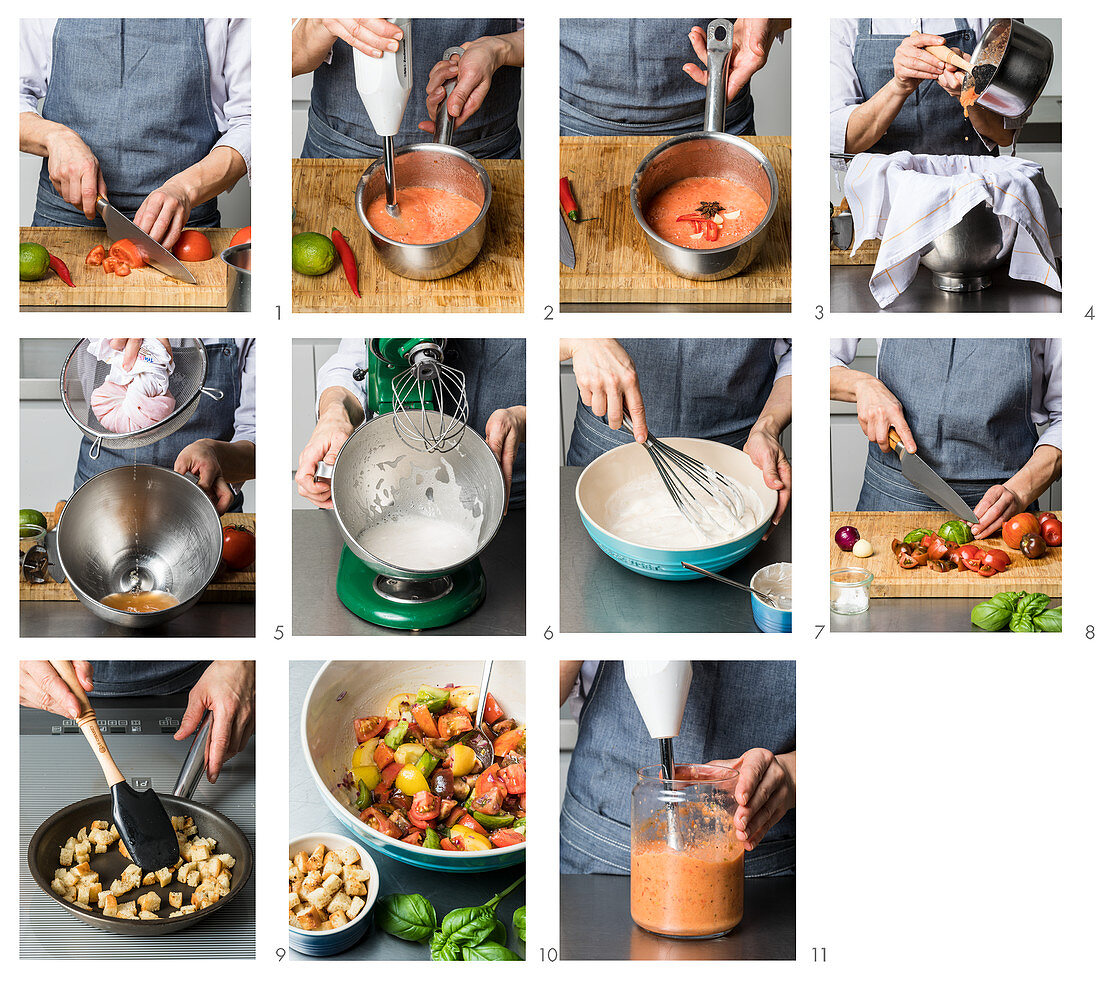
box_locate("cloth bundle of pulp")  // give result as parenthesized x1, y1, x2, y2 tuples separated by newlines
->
(88, 338, 176, 434)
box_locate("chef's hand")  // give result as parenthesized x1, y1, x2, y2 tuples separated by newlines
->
(937, 48, 967, 100)
(134, 179, 192, 251)
(175, 661, 255, 784)
(175, 440, 235, 514)
(853, 376, 917, 454)
(419, 38, 502, 133)
(564, 339, 648, 442)
(108, 338, 173, 372)
(322, 18, 404, 58)
(485, 406, 525, 514)
(743, 427, 791, 540)
(684, 19, 783, 104)
(44, 127, 106, 220)
(893, 32, 947, 94)
(296, 390, 359, 509)
(19, 660, 94, 719)
(970, 484, 1026, 540)
(708, 749, 796, 851)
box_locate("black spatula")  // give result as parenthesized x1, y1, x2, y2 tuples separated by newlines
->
(50, 660, 181, 871)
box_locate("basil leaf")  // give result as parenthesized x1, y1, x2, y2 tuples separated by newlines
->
(990, 591, 1026, 612)
(1033, 606, 1062, 633)
(488, 919, 508, 945)
(1009, 611, 1039, 633)
(970, 601, 1012, 632)
(513, 905, 526, 942)
(430, 931, 463, 961)
(376, 893, 437, 942)
(1016, 593, 1050, 617)
(441, 905, 497, 947)
(462, 941, 522, 961)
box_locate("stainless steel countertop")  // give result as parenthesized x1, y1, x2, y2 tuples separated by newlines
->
(831, 263, 1061, 313)
(20, 601, 255, 638)
(291, 509, 526, 636)
(560, 466, 791, 633)
(560, 873, 794, 961)
(831, 594, 1062, 633)
(288, 662, 526, 961)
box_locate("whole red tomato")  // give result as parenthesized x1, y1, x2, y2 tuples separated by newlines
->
(172, 229, 214, 261)
(1040, 517, 1062, 547)
(1002, 513, 1041, 551)
(222, 525, 255, 570)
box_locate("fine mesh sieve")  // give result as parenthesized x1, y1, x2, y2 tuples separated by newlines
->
(60, 339, 225, 459)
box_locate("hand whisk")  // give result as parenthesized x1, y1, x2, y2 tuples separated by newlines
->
(621, 416, 746, 539)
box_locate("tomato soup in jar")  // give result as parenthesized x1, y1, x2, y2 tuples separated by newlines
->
(367, 186, 482, 244)
(643, 176, 768, 250)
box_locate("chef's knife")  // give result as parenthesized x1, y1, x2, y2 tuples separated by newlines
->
(95, 195, 197, 284)
(560, 210, 575, 269)
(889, 427, 979, 523)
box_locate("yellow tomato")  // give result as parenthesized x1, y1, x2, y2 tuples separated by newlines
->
(393, 742, 426, 766)
(386, 692, 415, 720)
(352, 739, 379, 770)
(447, 686, 479, 712)
(450, 826, 492, 851)
(352, 764, 381, 791)
(395, 765, 430, 796)
(450, 743, 476, 777)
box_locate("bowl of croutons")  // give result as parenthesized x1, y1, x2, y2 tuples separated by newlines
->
(288, 833, 379, 956)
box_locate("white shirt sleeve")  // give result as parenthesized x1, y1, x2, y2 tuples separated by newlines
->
(19, 19, 54, 116)
(1033, 338, 1061, 452)
(773, 339, 793, 379)
(232, 339, 256, 444)
(830, 338, 861, 368)
(210, 19, 251, 179)
(316, 339, 367, 416)
(829, 19, 861, 155)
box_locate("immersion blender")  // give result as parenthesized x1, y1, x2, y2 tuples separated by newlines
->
(353, 18, 413, 218)
(625, 660, 693, 848)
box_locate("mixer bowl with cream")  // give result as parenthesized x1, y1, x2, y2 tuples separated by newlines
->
(576, 440, 778, 580)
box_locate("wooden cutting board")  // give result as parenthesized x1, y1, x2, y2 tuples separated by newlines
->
(559, 135, 791, 304)
(830, 511, 1061, 598)
(20, 512, 256, 603)
(291, 158, 523, 313)
(19, 228, 237, 307)
(829, 206, 880, 265)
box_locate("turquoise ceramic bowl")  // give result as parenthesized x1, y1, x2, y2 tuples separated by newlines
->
(750, 562, 793, 633)
(576, 439, 778, 580)
(288, 832, 378, 957)
(301, 661, 526, 873)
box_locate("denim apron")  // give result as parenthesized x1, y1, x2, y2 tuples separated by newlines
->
(74, 340, 243, 513)
(566, 339, 778, 466)
(89, 660, 210, 697)
(34, 19, 222, 227)
(560, 661, 796, 876)
(853, 18, 992, 156)
(303, 19, 522, 160)
(858, 339, 1038, 511)
(559, 19, 754, 136)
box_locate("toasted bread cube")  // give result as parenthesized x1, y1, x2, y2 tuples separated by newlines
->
(215, 871, 231, 895)
(118, 841, 130, 860)
(329, 910, 348, 928)
(326, 891, 351, 915)
(76, 827, 88, 843)
(308, 844, 325, 870)
(185, 869, 201, 888)
(289, 892, 300, 910)
(338, 846, 360, 865)
(77, 884, 90, 905)
(322, 852, 343, 878)
(156, 867, 173, 888)
(179, 904, 197, 914)
(139, 911, 160, 920)
(215, 853, 236, 869)
(87, 882, 102, 902)
(189, 842, 211, 862)
(138, 891, 161, 913)
(91, 820, 108, 831)
(59, 845, 74, 866)
(293, 851, 309, 874)
(72, 861, 92, 877)
(50, 879, 66, 897)
(301, 870, 322, 893)
(347, 896, 366, 920)
(74, 901, 92, 910)
(142, 873, 156, 886)
(116, 900, 137, 919)
(99, 893, 116, 912)
(109, 878, 125, 895)
(169, 892, 183, 909)
(177, 861, 197, 883)
(296, 906, 324, 931)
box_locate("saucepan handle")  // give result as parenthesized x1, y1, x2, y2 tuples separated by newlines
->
(173, 711, 212, 800)
(703, 19, 735, 134)
(433, 46, 467, 147)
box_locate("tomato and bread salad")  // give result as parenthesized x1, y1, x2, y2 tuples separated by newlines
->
(347, 685, 526, 852)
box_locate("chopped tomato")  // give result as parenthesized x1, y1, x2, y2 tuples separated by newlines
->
(85, 245, 105, 266)
(475, 765, 507, 801)
(959, 555, 985, 574)
(472, 788, 505, 815)
(493, 728, 525, 756)
(440, 836, 459, 850)
(115, 261, 131, 276)
(102, 256, 119, 274)
(378, 761, 401, 789)
(411, 704, 439, 739)
(501, 762, 526, 795)
(456, 812, 488, 836)
(409, 791, 441, 827)
(437, 707, 473, 739)
(108, 238, 145, 268)
(489, 830, 525, 848)
(483, 693, 505, 726)
(401, 830, 423, 845)
(354, 716, 386, 743)
(926, 536, 951, 561)
(360, 806, 399, 838)
(373, 742, 395, 769)
(982, 549, 1011, 573)
(956, 544, 983, 563)
(172, 229, 213, 262)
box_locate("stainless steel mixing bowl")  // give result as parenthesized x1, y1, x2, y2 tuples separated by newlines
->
(629, 19, 778, 281)
(316, 412, 505, 580)
(56, 465, 223, 628)
(355, 47, 491, 281)
(220, 242, 251, 312)
(919, 201, 1015, 292)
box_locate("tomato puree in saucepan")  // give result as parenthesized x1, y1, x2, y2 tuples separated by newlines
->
(367, 186, 482, 244)
(631, 811, 745, 937)
(644, 176, 768, 249)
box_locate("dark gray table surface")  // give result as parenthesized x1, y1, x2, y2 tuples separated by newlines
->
(831, 594, 1062, 633)
(560, 873, 794, 961)
(831, 263, 1061, 313)
(289, 662, 525, 961)
(560, 466, 791, 633)
(291, 508, 526, 636)
(19, 601, 254, 637)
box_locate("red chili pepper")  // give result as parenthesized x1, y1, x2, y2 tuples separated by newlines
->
(330, 227, 360, 299)
(48, 253, 74, 287)
(704, 220, 719, 242)
(560, 177, 579, 221)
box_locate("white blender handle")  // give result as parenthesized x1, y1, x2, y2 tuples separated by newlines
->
(433, 46, 466, 147)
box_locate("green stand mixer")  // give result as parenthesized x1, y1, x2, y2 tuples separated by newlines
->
(314, 339, 505, 630)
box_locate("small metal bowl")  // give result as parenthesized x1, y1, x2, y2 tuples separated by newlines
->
(919, 202, 1015, 292)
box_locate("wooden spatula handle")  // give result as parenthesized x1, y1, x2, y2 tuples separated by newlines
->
(925, 44, 971, 73)
(48, 659, 126, 788)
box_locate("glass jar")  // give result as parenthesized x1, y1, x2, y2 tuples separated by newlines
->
(630, 763, 744, 939)
(830, 566, 873, 614)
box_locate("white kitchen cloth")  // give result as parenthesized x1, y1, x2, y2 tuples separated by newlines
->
(845, 152, 1061, 308)
(86, 338, 175, 397)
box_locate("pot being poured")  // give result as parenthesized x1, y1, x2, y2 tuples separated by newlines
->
(630, 19, 779, 281)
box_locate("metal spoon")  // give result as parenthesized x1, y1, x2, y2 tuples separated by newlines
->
(681, 561, 778, 605)
(473, 659, 495, 746)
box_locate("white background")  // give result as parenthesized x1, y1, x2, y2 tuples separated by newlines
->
(7, 3, 1096, 979)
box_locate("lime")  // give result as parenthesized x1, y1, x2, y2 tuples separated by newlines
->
(20, 508, 47, 537)
(292, 232, 336, 276)
(20, 242, 51, 281)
